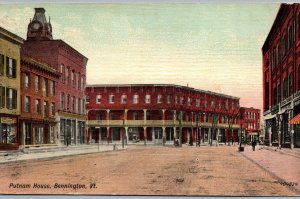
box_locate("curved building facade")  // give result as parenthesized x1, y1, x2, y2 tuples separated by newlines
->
(86, 84, 241, 145)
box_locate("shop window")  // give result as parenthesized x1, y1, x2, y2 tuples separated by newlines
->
(0, 124, 17, 144)
(34, 126, 43, 144)
(6, 57, 16, 78)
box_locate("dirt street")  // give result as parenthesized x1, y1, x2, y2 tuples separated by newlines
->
(0, 146, 297, 196)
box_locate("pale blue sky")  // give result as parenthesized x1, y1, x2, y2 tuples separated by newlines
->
(0, 3, 280, 110)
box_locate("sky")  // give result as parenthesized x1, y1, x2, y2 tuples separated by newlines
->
(0, 3, 280, 111)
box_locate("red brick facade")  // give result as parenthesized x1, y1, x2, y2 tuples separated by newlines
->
(262, 3, 300, 148)
(240, 107, 260, 143)
(86, 84, 241, 146)
(19, 56, 60, 146)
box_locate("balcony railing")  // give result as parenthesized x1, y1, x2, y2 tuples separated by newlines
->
(87, 119, 240, 129)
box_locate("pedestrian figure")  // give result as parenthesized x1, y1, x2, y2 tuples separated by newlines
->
(252, 140, 256, 151)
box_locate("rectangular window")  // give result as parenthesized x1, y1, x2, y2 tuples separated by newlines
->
(24, 73, 29, 88)
(65, 67, 69, 85)
(109, 95, 115, 104)
(180, 97, 184, 105)
(25, 96, 30, 112)
(196, 99, 200, 107)
(67, 95, 70, 111)
(78, 98, 81, 114)
(86, 96, 90, 104)
(174, 96, 177, 104)
(42, 78, 48, 97)
(0, 54, 4, 76)
(71, 71, 74, 87)
(145, 94, 150, 104)
(187, 97, 191, 106)
(51, 102, 55, 115)
(133, 94, 139, 104)
(44, 101, 48, 117)
(167, 95, 171, 104)
(276, 44, 279, 65)
(121, 94, 127, 104)
(157, 94, 162, 104)
(96, 95, 102, 104)
(76, 73, 79, 89)
(60, 92, 64, 110)
(211, 100, 215, 108)
(60, 64, 64, 83)
(6, 88, 17, 109)
(6, 57, 16, 78)
(50, 81, 55, 95)
(81, 76, 84, 91)
(35, 75, 40, 91)
(0, 86, 5, 108)
(72, 96, 75, 112)
(35, 99, 40, 113)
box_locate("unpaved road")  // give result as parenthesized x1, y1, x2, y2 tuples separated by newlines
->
(0, 146, 297, 196)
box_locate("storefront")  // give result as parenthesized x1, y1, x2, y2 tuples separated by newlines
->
(0, 115, 19, 150)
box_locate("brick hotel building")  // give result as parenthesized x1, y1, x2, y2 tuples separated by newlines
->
(262, 3, 300, 148)
(86, 84, 241, 145)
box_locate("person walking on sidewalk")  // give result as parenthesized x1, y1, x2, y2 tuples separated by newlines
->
(252, 140, 257, 151)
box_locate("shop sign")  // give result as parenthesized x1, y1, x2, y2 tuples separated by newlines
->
(0, 117, 16, 124)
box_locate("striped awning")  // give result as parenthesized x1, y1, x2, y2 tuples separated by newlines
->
(289, 113, 300, 125)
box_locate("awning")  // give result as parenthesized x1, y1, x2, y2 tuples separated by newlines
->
(289, 113, 300, 125)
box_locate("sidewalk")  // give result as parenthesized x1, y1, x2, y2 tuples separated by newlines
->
(241, 145, 300, 194)
(0, 143, 128, 164)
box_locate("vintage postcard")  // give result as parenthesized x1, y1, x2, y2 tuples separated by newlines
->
(0, 1, 299, 198)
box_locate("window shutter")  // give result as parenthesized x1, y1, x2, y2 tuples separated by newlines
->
(6, 57, 9, 77)
(13, 89, 17, 109)
(0, 54, 4, 75)
(12, 59, 16, 78)
(0, 87, 4, 108)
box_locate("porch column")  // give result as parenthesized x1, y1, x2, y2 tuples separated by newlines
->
(22, 122, 26, 146)
(162, 127, 166, 146)
(106, 127, 110, 144)
(143, 109, 147, 125)
(216, 128, 220, 146)
(125, 127, 128, 145)
(152, 127, 155, 143)
(289, 110, 294, 149)
(143, 127, 147, 145)
(277, 115, 282, 149)
(173, 127, 176, 144)
(208, 128, 211, 145)
(268, 125, 272, 147)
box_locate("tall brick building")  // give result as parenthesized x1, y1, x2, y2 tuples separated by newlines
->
(21, 8, 88, 146)
(240, 107, 261, 144)
(262, 3, 300, 148)
(85, 84, 241, 146)
(19, 56, 60, 147)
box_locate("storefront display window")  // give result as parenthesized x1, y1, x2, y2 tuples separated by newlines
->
(0, 124, 17, 144)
